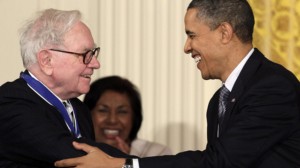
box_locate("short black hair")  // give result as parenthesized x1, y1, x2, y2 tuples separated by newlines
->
(84, 75, 142, 142)
(188, 0, 255, 43)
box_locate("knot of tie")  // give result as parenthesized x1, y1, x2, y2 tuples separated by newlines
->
(63, 101, 72, 113)
(63, 101, 75, 127)
(219, 85, 230, 102)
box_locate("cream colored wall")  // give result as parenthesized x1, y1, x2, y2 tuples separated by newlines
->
(0, 0, 220, 153)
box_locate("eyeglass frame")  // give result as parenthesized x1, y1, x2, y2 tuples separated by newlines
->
(49, 47, 100, 64)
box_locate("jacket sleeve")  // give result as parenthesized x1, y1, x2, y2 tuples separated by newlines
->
(0, 81, 129, 167)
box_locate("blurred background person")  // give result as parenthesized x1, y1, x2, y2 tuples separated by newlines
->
(83, 75, 172, 157)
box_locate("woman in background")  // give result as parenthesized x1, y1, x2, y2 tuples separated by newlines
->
(84, 75, 172, 157)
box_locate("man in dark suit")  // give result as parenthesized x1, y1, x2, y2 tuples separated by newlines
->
(54, 0, 300, 168)
(0, 9, 128, 167)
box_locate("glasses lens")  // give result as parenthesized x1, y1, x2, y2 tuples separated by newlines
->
(84, 48, 100, 64)
(84, 51, 93, 64)
(93, 48, 100, 58)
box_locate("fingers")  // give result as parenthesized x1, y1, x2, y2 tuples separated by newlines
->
(54, 141, 126, 168)
(115, 137, 130, 154)
(54, 142, 98, 167)
(73, 141, 97, 153)
(54, 157, 81, 167)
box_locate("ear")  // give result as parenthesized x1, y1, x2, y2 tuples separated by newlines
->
(37, 50, 53, 75)
(219, 22, 233, 44)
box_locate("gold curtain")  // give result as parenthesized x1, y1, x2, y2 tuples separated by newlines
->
(248, 0, 300, 80)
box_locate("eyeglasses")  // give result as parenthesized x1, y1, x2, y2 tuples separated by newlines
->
(49, 47, 100, 64)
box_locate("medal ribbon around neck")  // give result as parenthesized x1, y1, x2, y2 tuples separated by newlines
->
(20, 72, 81, 138)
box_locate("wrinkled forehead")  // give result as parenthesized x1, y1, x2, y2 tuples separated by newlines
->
(63, 21, 96, 50)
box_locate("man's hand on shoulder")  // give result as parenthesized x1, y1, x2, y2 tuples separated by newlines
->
(55, 141, 125, 168)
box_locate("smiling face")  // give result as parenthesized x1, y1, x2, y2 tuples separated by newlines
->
(184, 8, 226, 80)
(49, 21, 100, 98)
(91, 90, 133, 148)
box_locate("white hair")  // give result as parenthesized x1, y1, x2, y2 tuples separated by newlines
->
(19, 8, 82, 68)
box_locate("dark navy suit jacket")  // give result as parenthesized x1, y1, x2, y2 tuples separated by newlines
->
(138, 49, 300, 168)
(0, 73, 129, 167)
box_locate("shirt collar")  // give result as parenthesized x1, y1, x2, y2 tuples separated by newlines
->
(224, 48, 254, 91)
(28, 71, 65, 103)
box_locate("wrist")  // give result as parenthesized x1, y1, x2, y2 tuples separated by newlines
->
(122, 158, 133, 168)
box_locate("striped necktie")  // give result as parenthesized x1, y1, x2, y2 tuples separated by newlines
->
(218, 85, 230, 129)
(63, 101, 75, 127)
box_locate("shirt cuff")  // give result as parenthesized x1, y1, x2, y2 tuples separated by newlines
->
(132, 158, 139, 168)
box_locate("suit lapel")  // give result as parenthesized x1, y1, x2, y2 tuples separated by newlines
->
(219, 48, 265, 136)
(207, 90, 220, 142)
(69, 99, 94, 139)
